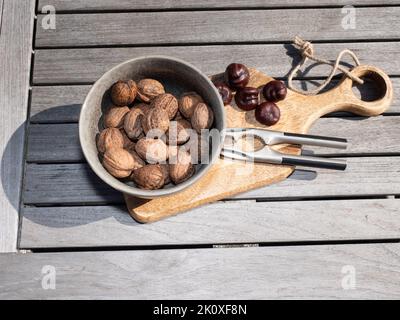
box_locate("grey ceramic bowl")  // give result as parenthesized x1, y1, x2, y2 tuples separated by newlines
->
(79, 56, 225, 198)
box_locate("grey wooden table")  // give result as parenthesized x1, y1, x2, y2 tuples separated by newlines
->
(0, 0, 400, 299)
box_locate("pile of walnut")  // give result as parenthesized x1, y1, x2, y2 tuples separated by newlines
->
(97, 79, 214, 190)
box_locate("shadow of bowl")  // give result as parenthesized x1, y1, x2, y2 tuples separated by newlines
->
(1, 109, 137, 228)
(6, 46, 379, 229)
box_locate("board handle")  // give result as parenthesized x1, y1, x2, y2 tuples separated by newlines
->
(316, 65, 393, 117)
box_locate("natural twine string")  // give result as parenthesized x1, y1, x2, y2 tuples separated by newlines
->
(287, 36, 364, 95)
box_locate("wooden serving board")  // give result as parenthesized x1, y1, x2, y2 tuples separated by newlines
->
(125, 65, 393, 223)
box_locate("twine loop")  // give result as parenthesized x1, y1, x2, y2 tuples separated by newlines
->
(287, 36, 364, 95)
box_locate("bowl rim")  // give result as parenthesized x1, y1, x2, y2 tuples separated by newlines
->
(79, 55, 226, 198)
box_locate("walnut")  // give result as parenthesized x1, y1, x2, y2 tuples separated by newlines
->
(97, 128, 124, 154)
(160, 164, 171, 185)
(167, 119, 192, 145)
(136, 132, 145, 140)
(184, 134, 209, 163)
(191, 103, 214, 133)
(104, 106, 130, 128)
(168, 145, 178, 163)
(168, 144, 197, 163)
(169, 149, 195, 184)
(135, 103, 151, 115)
(135, 138, 168, 164)
(119, 129, 136, 149)
(137, 79, 165, 103)
(123, 108, 144, 139)
(178, 92, 203, 118)
(151, 93, 178, 120)
(131, 164, 165, 190)
(197, 134, 210, 163)
(174, 111, 184, 120)
(142, 106, 169, 134)
(102, 147, 136, 178)
(111, 80, 137, 106)
(124, 141, 136, 153)
(124, 144, 145, 170)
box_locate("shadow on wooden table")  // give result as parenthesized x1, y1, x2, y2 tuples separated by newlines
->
(0, 119, 320, 229)
(5, 100, 359, 229)
(9, 72, 378, 228)
(0, 120, 140, 228)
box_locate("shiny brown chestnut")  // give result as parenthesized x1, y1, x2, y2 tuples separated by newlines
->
(262, 80, 287, 102)
(255, 102, 281, 126)
(225, 63, 250, 90)
(214, 82, 233, 105)
(235, 87, 259, 111)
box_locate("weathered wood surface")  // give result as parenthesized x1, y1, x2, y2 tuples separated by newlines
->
(29, 79, 400, 124)
(20, 199, 400, 248)
(2, 0, 398, 301)
(26, 116, 400, 163)
(0, 0, 35, 253)
(0, 1, 3, 35)
(38, 0, 400, 12)
(2, 244, 400, 299)
(22, 157, 400, 205)
(33, 42, 400, 84)
(31, 86, 91, 123)
(35, 8, 400, 48)
(27, 124, 82, 162)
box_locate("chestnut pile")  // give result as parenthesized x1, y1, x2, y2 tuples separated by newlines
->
(214, 63, 287, 126)
(97, 79, 214, 190)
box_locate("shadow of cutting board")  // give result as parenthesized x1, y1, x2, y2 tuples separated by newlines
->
(125, 65, 392, 223)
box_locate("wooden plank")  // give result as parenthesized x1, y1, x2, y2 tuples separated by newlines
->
(20, 199, 400, 248)
(27, 124, 83, 162)
(29, 79, 400, 123)
(25, 116, 400, 163)
(1, 243, 400, 299)
(22, 157, 400, 205)
(30, 85, 90, 123)
(35, 8, 400, 47)
(245, 156, 400, 199)
(24, 163, 123, 204)
(308, 116, 400, 156)
(0, 0, 35, 253)
(32, 42, 400, 84)
(0, 0, 4, 35)
(38, 0, 400, 12)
